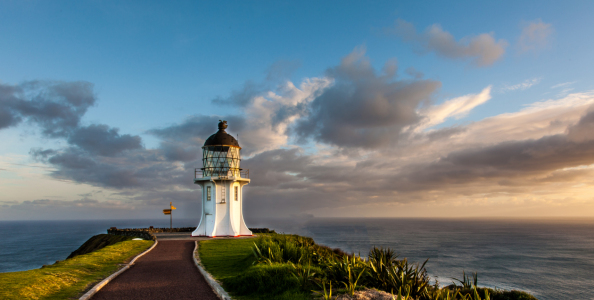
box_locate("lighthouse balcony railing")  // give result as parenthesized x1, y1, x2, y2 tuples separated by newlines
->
(195, 168, 249, 179)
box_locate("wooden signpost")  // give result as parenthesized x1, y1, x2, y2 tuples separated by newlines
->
(163, 202, 177, 230)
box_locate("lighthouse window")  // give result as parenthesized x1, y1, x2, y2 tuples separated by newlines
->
(221, 185, 226, 203)
(206, 186, 211, 201)
(235, 186, 238, 201)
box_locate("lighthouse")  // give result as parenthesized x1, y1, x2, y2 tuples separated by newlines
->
(192, 120, 252, 237)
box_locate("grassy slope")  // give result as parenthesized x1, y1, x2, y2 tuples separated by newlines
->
(199, 238, 311, 300)
(67, 234, 133, 259)
(0, 239, 153, 300)
(199, 238, 255, 281)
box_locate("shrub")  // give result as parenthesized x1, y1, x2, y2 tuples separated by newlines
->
(245, 233, 537, 300)
(364, 246, 431, 299)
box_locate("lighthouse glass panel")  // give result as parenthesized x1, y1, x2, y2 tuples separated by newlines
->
(202, 146, 241, 177)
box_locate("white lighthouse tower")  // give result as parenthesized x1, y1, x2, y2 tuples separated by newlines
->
(192, 120, 252, 237)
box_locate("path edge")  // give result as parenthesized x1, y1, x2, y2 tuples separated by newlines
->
(78, 240, 159, 300)
(193, 241, 232, 300)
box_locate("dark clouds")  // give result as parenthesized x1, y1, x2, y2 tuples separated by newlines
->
(294, 47, 441, 148)
(1, 80, 142, 158)
(1, 80, 150, 192)
(0, 81, 96, 136)
(4, 58, 594, 220)
(149, 115, 246, 161)
(567, 108, 594, 142)
(31, 146, 193, 190)
(0, 80, 169, 191)
(242, 148, 312, 187)
(149, 115, 245, 142)
(68, 124, 142, 156)
(238, 108, 594, 213)
(390, 110, 594, 193)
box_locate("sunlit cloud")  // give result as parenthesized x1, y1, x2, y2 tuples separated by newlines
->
(417, 86, 492, 131)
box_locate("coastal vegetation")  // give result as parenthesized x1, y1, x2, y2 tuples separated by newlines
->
(0, 237, 153, 300)
(199, 233, 538, 300)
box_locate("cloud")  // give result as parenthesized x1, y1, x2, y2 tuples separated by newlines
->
(0, 80, 141, 158)
(518, 19, 553, 53)
(567, 108, 594, 142)
(257, 92, 594, 211)
(149, 115, 245, 161)
(294, 46, 441, 148)
(265, 60, 301, 82)
(244, 100, 594, 215)
(0, 80, 96, 136)
(68, 124, 143, 156)
(501, 78, 541, 92)
(153, 77, 331, 157)
(0, 80, 149, 193)
(6, 54, 594, 219)
(30, 144, 195, 191)
(405, 67, 424, 79)
(393, 118, 594, 194)
(388, 19, 508, 67)
(417, 86, 492, 130)
(28, 75, 332, 190)
(550, 81, 577, 97)
(212, 80, 264, 107)
(551, 82, 576, 89)
(212, 60, 301, 107)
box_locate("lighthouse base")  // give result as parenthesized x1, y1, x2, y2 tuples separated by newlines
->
(191, 214, 252, 237)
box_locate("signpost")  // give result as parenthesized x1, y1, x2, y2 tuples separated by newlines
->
(163, 202, 177, 231)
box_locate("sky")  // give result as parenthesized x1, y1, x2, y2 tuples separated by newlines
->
(1, 1, 594, 221)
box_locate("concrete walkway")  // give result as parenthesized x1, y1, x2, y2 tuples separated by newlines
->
(152, 232, 255, 241)
(91, 240, 219, 300)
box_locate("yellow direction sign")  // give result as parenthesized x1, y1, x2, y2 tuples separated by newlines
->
(166, 202, 175, 230)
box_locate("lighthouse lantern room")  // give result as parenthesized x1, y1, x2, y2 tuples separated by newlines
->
(192, 120, 252, 237)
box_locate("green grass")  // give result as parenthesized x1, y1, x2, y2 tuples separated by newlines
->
(198, 237, 312, 300)
(0, 239, 153, 300)
(67, 234, 134, 259)
(198, 238, 255, 280)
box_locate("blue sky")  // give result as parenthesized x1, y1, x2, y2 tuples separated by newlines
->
(1, 1, 594, 220)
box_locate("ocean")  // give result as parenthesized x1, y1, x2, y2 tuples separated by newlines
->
(1, 218, 592, 300)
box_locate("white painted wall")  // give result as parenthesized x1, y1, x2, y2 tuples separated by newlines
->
(193, 178, 251, 237)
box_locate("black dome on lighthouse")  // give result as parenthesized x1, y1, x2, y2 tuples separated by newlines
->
(203, 120, 240, 148)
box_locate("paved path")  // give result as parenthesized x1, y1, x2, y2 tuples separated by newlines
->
(152, 232, 255, 241)
(92, 240, 219, 300)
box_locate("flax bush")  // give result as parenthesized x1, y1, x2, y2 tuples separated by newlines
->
(247, 233, 537, 300)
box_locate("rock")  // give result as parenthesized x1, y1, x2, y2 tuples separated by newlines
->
(335, 289, 396, 300)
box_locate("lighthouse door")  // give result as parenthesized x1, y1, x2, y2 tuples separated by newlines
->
(205, 214, 215, 235)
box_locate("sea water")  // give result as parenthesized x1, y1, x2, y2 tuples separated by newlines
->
(1, 218, 592, 300)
